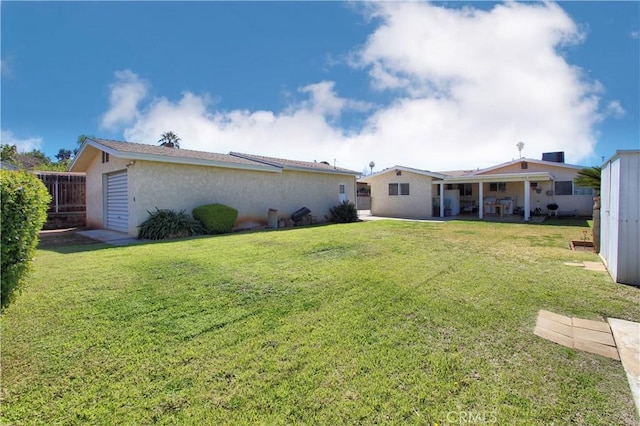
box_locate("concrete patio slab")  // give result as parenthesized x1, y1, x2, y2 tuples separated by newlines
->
(609, 318, 640, 417)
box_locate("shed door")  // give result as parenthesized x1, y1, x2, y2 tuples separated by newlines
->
(106, 170, 128, 233)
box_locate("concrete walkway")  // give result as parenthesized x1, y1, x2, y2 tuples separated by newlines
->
(76, 229, 141, 246)
(609, 318, 640, 417)
(358, 210, 445, 223)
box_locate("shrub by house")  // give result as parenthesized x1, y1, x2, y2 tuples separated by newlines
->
(193, 204, 238, 234)
(1, 170, 50, 308)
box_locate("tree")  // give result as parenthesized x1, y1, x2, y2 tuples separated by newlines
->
(1, 144, 19, 165)
(158, 131, 181, 149)
(16, 150, 51, 170)
(75, 134, 94, 157)
(574, 166, 601, 194)
(55, 148, 72, 162)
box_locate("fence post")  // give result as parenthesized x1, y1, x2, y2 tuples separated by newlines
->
(54, 175, 59, 213)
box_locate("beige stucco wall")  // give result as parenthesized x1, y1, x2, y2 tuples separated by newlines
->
(85, 152, 356, 236)
(368, 170, 434, 218)
(84, 151, 130, 230)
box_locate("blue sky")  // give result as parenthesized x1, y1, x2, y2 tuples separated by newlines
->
(2, 1, 638, 173)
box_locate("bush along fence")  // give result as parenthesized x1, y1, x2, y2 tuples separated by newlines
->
(35, 172, 86, 229)
(1, 170, 51, 309)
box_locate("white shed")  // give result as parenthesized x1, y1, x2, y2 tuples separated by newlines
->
(600, 150, 640, 286)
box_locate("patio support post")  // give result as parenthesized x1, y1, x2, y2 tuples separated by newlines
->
(440, 183, 445, 218)
(478, 182, 484, 219)
(523, 179, 530, 221)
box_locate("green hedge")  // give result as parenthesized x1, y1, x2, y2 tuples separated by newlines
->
(192, 204, 238, 234)
(1, 170, 50, 309)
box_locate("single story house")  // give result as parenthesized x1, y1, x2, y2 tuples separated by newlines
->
(360, 153, 595, 221)
(600, 150, 639, 286)
(69, 138, 359, 236)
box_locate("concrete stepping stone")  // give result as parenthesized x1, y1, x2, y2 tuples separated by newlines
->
(535, 310, 640, 416)
(534, 310, 619, 360)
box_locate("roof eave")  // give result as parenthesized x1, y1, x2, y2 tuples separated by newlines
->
(440, 171, 553, 183)
(79, 139, 281, 173)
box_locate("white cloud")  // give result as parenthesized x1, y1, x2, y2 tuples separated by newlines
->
(605, 100, 625, 118)
(353, 1, 597, 169)
(101, 69, 149, 130)
(0, 130, 43, 152)
(297, 81, 372, 118)
(0, 59, 11, 78)
(103, 2, 610, 172)
(631, 30, 639, 40)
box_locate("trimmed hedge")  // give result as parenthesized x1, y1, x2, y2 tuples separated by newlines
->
(138, 208, 205, 240)
(192, 204, 238, 234)
(329, 201, 359, 223)
(1, 170, 50, 309)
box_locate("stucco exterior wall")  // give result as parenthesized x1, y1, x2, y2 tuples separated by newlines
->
(368, 170, 434, 218)
(85, 153, 355, 236)
(84, 151, 130, 230)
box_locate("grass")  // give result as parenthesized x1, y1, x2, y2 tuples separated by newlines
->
(2, 220, 639, 425)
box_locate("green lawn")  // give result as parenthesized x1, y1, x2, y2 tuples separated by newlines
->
(2, 220, 639, 425)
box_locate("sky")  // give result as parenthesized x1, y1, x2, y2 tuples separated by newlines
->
(2, 1, 638, 174)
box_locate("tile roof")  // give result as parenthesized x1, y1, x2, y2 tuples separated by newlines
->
(91, 138, 262, 167)
(79, 138, 359, 175)
(230, 152, 359, 175)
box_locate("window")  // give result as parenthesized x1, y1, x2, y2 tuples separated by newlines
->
(555, 181, 573, 195)
(574, 185, 594, 196)
(458, 183, 472, 196)
(101, 151, 110, 163)
(389, 183, 410, 196)
(489, 182, 506, 192)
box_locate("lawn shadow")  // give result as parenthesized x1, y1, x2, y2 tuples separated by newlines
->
(37, 228, 143, 254)
(37, 222, 342, 254)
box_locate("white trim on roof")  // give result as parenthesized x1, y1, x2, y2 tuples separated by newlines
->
(359, 165, 446, 182)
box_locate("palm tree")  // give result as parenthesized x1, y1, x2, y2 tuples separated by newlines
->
(574, 166, 601, 194)
(158, 131, 181, 149)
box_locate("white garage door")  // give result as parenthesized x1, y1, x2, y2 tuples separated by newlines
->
(106, 170, 128, 233)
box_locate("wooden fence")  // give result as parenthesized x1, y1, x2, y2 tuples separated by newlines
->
(35, 172, 86, 228)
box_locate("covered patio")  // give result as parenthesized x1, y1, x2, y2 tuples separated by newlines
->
(434, 172, 554, 222)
